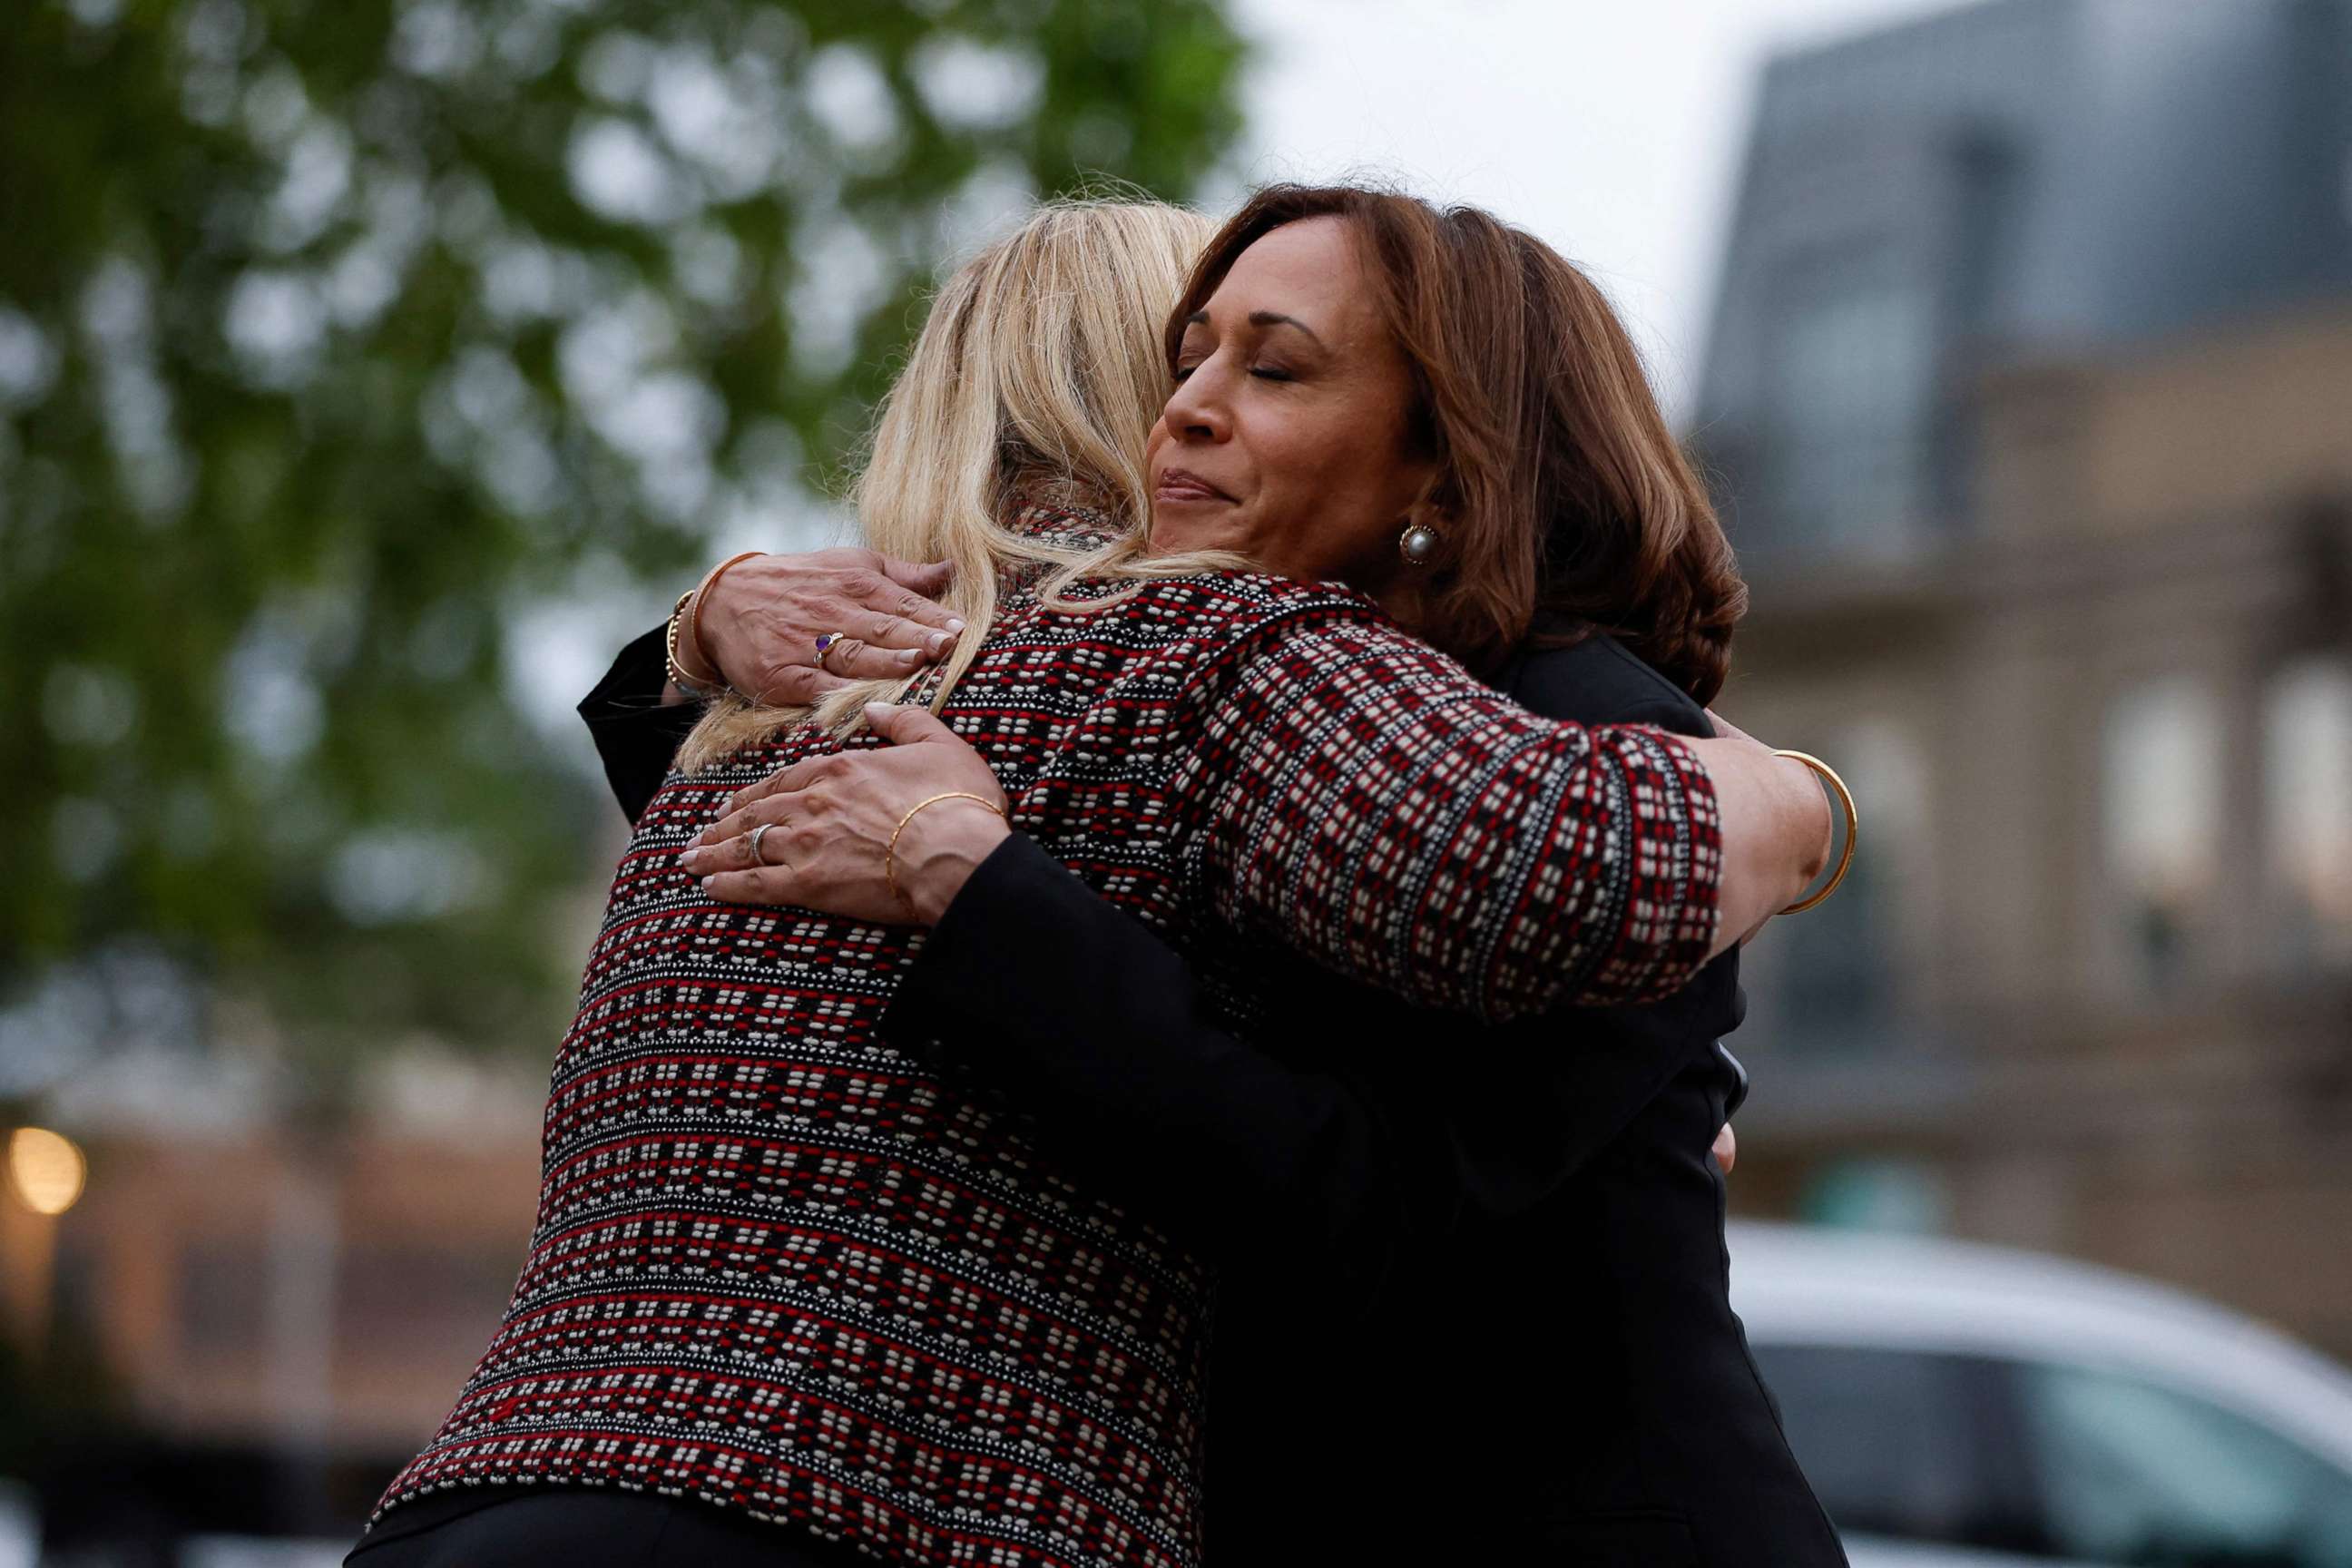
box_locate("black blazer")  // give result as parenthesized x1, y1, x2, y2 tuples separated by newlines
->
(580, 624, 1845, 1566)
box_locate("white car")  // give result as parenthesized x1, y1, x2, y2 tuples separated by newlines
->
(1727, 1221, 2352, 1568)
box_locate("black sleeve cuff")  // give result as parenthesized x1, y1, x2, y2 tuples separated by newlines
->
(579, 624, 701, 827)
(882, 833, 1070, 1051)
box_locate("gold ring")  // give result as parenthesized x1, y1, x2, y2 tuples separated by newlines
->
(1772, 750, 1857, 915)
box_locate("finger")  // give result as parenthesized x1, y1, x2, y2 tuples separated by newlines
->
(1712, 1123, 1737, 1174)
(717, 769, 789, 818)
(872, 557, 959, 625)
(720, 754, 836, 818)
(817, 635, 871, 676)
(686, 818, 780, 872)
(875, 595, 964, 642)
(854, 611, 931, 651)
(863, 701, 958, 748)
(701, 866, 799, 906)
(743, 664, 851, 707)
(877, 556, 952, 595)
(826, 617, 937, 676)
(686, 794, 793, 856)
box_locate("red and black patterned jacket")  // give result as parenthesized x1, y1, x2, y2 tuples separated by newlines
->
(373, 504, 1723, 1568)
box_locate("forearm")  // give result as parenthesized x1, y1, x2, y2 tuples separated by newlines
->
(883, 831, 1733, 1278)
(1195, 620, 1729, 1021)
(1689, 735, 1831, 950)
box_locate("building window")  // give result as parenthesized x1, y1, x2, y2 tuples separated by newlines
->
(1766, 271, 1932, 554)
(2102, 677, 2221, 988)
(2263, 657, 2352, 970)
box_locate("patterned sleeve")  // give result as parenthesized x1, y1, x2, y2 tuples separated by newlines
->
(1179, 605, 1723, 1023)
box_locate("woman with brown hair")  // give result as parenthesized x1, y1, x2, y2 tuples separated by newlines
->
(661, 186, 1851, 1562)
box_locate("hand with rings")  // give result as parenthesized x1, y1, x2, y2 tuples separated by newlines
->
(687, 549, 968, 708)
(677, 703, 1012, 926)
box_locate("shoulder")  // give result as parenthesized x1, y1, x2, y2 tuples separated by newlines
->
(1506, 629, 1709, 736)
(1093, 572, 1497, 744)
(1087, 567, 1392, 657)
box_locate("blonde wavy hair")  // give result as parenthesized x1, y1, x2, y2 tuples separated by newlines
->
(677, 197, 1242, 771)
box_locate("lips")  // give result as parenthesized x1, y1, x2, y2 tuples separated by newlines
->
(1154, 466, 1233, 504)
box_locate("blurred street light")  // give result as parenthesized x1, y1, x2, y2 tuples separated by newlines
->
(3, 1125, 85, 1352)
(7, 1126, 85, 1217)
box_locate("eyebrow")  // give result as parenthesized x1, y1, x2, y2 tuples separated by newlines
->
(1182, 308, 1328, 348)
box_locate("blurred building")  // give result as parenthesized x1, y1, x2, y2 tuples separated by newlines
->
(1699, 0, 2352, 1356)
(59, 1128, 537, 1455)
(23, 1055, 546, 1547)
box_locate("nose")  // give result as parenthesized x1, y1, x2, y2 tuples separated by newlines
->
(1161, 359, 1232, 445)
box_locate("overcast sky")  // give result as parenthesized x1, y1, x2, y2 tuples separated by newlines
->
(1228, 0, 1965, 418)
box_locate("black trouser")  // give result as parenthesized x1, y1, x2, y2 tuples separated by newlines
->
(346, 1489, 868, 1568)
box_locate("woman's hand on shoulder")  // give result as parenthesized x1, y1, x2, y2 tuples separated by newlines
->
(699, 549, 965, 705)
(679, 703, 1012, 925)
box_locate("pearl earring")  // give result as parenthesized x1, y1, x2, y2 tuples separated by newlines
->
(1398, 520, 1444, 566)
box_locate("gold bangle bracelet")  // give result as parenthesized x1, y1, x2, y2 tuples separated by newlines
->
(884, 791, 1005, 919)
(682, 550, 764, 691)
(1772, 749, 1858, 915)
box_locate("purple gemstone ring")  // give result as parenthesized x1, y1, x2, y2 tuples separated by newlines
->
(813, 632, 846, 660)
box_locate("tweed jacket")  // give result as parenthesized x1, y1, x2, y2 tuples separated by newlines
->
(374, 505, 1723, 1568)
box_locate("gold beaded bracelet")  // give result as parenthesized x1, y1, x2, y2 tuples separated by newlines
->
(664, 589, 718, 698)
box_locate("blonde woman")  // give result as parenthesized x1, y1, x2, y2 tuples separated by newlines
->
(354, 199, 1827, 1568)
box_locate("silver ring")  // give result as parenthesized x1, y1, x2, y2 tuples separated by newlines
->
(748, 823, 775, 866)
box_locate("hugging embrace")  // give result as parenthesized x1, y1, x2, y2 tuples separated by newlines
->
(348, 184, 1855, 1568)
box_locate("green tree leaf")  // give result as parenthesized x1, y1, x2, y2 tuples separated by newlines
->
(0, 0, 1247, 1071)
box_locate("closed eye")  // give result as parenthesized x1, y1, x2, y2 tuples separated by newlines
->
(1171, 360, 1294, 385)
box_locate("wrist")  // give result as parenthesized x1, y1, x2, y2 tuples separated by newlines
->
(1779, 754, 1833, 891)
(897, 800, 1012, 925)
(674, 593, 724, 681)
(688, 552, 763, 690)
(666, 590, 722, 698)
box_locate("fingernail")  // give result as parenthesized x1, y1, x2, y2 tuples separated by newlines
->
(899, 647, 922, 665)
(926, 633, 949, 655)
(864, 701, 893, 718)
(699, 877, 714, 893)
(944, 619, 965, 634)
(679, 848, 703, 868)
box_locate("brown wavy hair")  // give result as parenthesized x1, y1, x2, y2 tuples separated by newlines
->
(1167, 183, 1746, 703)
